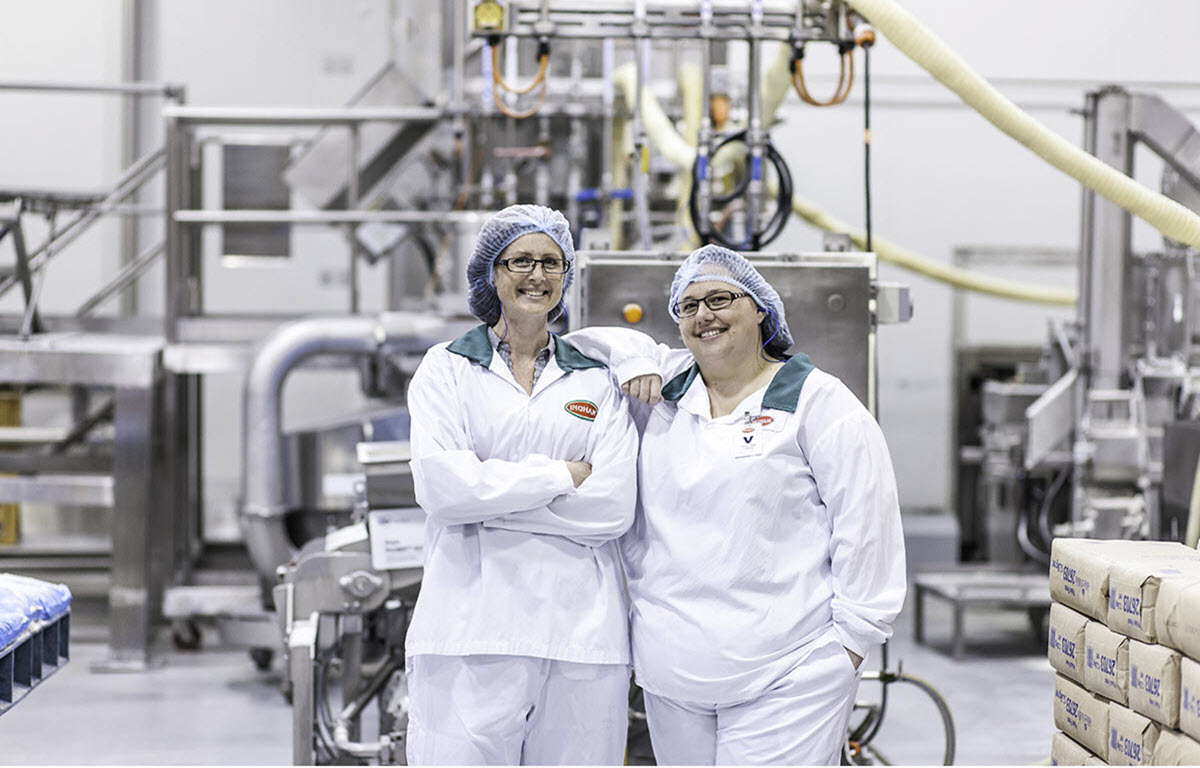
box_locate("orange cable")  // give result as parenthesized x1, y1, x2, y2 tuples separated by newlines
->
(793, 47, 854, 106)
(491, 44, 549, 95)
(492, 82, 547, 119)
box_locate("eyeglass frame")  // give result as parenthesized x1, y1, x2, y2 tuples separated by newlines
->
(496, 256, 570, 275)
(673, 289, 752, 318)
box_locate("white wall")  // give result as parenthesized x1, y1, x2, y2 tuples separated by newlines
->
(765, 0, 1200, 508)
(5, 0, 1200, 527)
(0, 1, 124, 313)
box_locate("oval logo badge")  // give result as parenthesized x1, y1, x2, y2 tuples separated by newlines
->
(752, 415, 774, 426)
(565, 400, 598, 422)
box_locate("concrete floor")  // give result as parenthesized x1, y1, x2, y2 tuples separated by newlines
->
(0, 515, 1056, 765)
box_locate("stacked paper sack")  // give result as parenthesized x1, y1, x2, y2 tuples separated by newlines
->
(1048, 538, 1200, 765)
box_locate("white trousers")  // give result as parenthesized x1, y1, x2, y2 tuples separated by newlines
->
(406, 653, 630, 766)
(642, 641, 860, 765)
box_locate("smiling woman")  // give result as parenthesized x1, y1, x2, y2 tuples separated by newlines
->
(492, 233, 567, 338)
(403, 205, 639, 765)
(566, 244, 907, 766)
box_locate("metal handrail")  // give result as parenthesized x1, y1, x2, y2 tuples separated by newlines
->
(173, 209, 487, 226)
(0, 80, 184, 99)
(163, 105, 443, 126)
(76, 240, 166, 318)
(0, 147, 166, 300)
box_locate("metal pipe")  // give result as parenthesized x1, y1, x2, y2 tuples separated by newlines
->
(164, 114, 185, 343)
(331, 652, 405, 759)
(331, 724, 389, 760)
(161, 105, 444, 125)
(745, 0, 765, 246)
(340, 614, 363, 741)
(479, 53, 497, 209)
(633, 0, 652, 247)
(600, 37, 615, 235)
(451, 0, 464, 111)
(347, 124, 362, 314)
(632, 0, 652, 249)
(240, 313, 450, 579)
(535, 114, 551, 206)
(696, 1, 715, 235)
(174, 209, 495, 225)
(19, 213, 53, 339)
(0, 80, 184, 98)
(565, 42, 585, 228)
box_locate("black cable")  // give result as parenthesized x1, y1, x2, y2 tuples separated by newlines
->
(864, 44, 873, 253)
(1038, 468, 1070, 549)
(688, 129, 794, 250)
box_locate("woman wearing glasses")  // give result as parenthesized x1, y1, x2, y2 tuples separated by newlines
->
(404, 205, 638, 765)
(569, 244, 906, 765)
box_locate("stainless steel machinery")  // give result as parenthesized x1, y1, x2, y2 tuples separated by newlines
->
(5, 0, 907, 760)
(969, 87, 1200, 563)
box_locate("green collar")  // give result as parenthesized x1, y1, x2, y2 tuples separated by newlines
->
(661, 354, 814, 413)
(446, 324, 606, 372)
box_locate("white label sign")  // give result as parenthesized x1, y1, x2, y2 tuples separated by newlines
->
(368, 508, 426, 571)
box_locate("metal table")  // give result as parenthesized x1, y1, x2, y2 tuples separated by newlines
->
(0, 332, 171, 670)
(912, 568, 1051, 660)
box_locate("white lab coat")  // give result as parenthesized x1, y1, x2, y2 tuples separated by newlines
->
(404, 325, 639, 664)
(566, 328, 906, 706)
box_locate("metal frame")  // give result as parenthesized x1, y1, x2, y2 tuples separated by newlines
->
(0, 80, 188, 669)
(0, 334, 169, 670)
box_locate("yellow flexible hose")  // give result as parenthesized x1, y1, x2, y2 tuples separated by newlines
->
(788, 192, 1077, 305)
(844, 0, 1200, 251)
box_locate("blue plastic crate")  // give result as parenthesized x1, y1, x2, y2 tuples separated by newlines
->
(0, 574, 72, 716)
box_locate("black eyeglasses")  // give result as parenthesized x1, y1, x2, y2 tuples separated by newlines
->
(497, 256, 569, 275)
(674, 290, 750, 318)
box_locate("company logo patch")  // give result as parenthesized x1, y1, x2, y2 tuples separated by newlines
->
(564, 400, 598, 421)
(752, 415, 774, 426)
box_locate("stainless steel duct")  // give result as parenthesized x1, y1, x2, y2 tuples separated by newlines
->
(240, 313, 451, 580)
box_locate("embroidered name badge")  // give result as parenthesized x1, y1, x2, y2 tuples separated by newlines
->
(564, 400, 598, 422)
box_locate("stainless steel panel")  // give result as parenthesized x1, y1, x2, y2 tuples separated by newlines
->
(1085, 89, 1135, 388)
(162, 343, 254, 374)
(162, 584, 264, 618)
(0, 334, 161, 388)
(95, 385, 169, 671)
(0, 475, 113, 506)
(288, 616, 318, 766)
(1025, 369, 1078, 470)
(574, 253, 874, 406)
(291, 552, 390, 617)
(283, 407, 410, 512)
(981, 381, 1046, 426)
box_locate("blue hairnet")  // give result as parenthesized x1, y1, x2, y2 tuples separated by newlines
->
(466, 205, 575, 325)
(668, 244, 794, 355)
